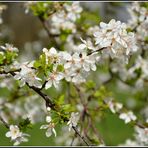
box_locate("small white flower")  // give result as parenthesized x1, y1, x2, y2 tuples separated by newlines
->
(67, 112, 79, 131)
(0, 43, 18, 52)
(5, 125, 29, 146)
(45, 70, 63, 89)
(108, 100, 123, 113)
(79, 52, 97, 72)
(79, 38, 96, 51)
(40, 117, 56, 137)
(43, 47, 59, 64)
(14, 62, 42, 88)
(6, 125, 21, 140)
(63, 52, 80, 70)
(64, 2, 82, 22)
(119, 111, 137, 124)
(135, 126, 148, 145)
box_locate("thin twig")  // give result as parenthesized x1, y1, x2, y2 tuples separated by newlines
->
(87, 47, 107, 56)
(0, 114, 9, 129)
(72, 126, 89, 146)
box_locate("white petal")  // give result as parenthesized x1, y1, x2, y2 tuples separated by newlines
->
(78, 44, 86, 50)
(19, 80, 25, 87)
(100, 22, 107, 28)
(5, 132, 11, 138)
(45, 80, 52, 89)
(64, 62, 71, 69)
(33, 80, 42, 88)
(53, 81, 59, 89)
(63, 53, 72, 61)
(13, 140, 20, 146)
(91, 64, 97, 71)
(40, 125, 48, 129)
(46, 129, 52, 137)
(83, 63, 90, 72)
(52, 128, 57, 137)
(56, 74, 63, 81)
(46, 116, 51, 123)
(14, 74, 21, 80)
(49, 47, 57, 55)
(43, 48, 48, 53)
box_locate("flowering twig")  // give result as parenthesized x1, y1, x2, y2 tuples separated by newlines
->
(0, 69, 90, 146)
(87, 47, 107, 56)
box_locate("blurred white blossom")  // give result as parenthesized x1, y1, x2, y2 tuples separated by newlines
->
(119, 111, 137, 124)
(67, 112, 79, 131)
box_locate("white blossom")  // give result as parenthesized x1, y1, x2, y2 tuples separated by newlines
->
(119, 111, 137, 124)
(45, 67, 64, 89)
(40, 116, 56, 137)
(78, 52, 97, 72)
(0, 43, 18, 52)
(121, 126, 148, 146)
(94, 19, 137, 62)
(128, 56, 148, 88)
(49, 2, 82, 35)
(5, 125, 29, 146)
(135, 126, 148, 145)
(67, 112, 79, 131)
(79, 38, 96, 51)
(43, 47, 60, 65)
(14, 62, 42, 88)
(64, 2, 83, 22)
(108, 100, 123, 113)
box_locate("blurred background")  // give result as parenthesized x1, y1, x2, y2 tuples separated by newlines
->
(1, 2, 131, 58)
(0, 2, 139, 146)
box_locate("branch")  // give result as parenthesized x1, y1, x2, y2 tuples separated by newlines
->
(0, 114, 9, 129)
(87, 47, 107, 56)
(72, 126, 89, 146)
(0, 69, 89, 146)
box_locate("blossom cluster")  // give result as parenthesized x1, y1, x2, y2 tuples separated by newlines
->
(49, 2, 83, 34)
(14, 62, 42, 88)
(94, 19, 138, 63)
(106, 98, 137, 124)
(128, 56, 148, 88)
(42, 45, 98, 89)
(123, 126, 148, 146)
(128, 2, 148, 46)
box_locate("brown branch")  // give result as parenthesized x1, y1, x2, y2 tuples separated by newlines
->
(0, 69, 89, 146)
(72, 126, 89, 146)
(0, 114, 9, 129)
(87, 47, 107, 56)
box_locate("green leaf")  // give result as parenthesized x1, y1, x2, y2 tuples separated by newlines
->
(18, 118, 32, 132)
(57, 95, 65, 105)
(85, 80, 96, 90)
(144, 36, 148, 43)
(57, 64, 64, 72)
(34, 60, 41, 68)
(62, 104, 74, 112)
